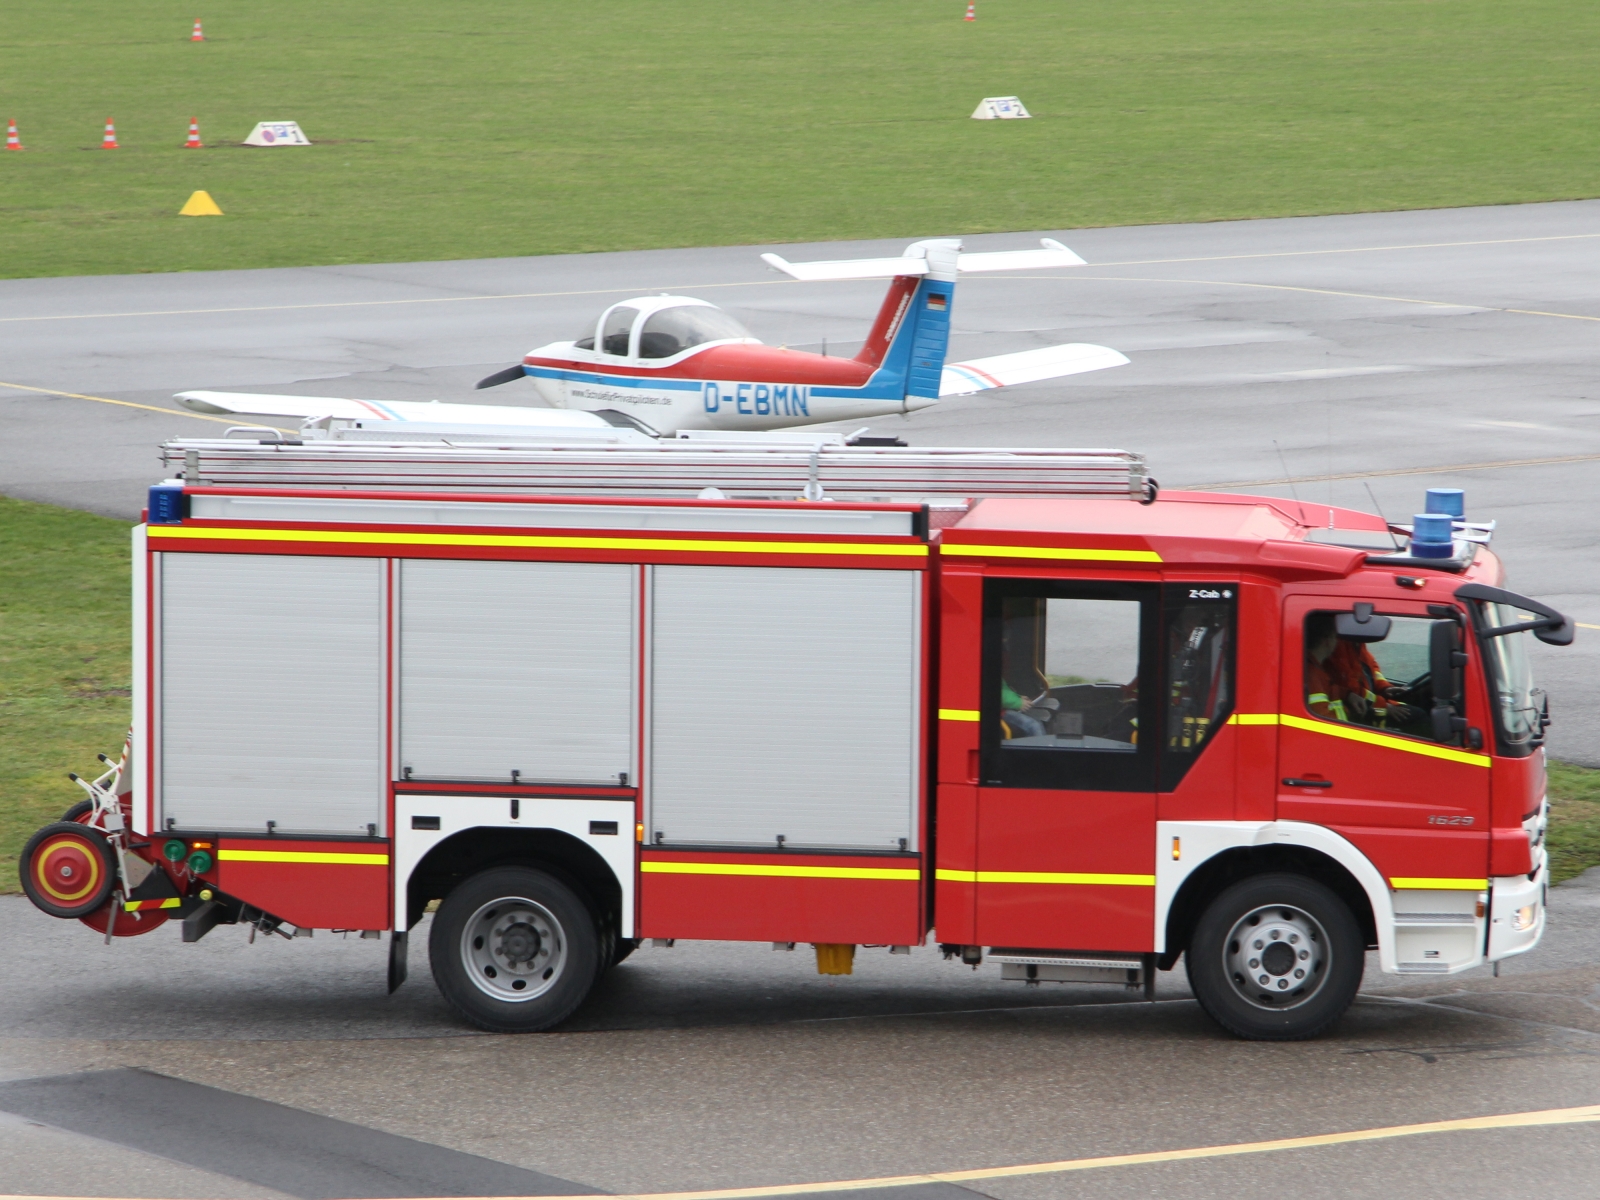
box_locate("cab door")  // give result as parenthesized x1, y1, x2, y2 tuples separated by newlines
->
(1277, 596, 1491, 889)
(973, 579, 1160, 951)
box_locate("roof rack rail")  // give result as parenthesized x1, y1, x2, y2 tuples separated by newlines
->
(160, 438, 1150, 503)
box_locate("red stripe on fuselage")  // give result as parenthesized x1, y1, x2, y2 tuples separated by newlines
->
(526, 343, 874, 386)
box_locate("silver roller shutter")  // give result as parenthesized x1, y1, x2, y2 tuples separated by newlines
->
(399, 560, 635, 785)
(649, 566, 920, 850)
(160, 553, 385, 834)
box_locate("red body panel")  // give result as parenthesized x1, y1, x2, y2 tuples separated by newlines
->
(217, 839, 390, 930)
(974, 788, 1156, 951)
(638, 851, 922, 944)
(1489, 753, 1542, 876)
(1276, 595, 1490, 884)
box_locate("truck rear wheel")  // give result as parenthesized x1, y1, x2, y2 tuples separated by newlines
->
(428, 866, 599, 1033)
(1186, 873, 1363, 1041)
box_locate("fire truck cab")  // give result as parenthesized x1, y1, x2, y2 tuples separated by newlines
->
(21, 435, 1570, 1041)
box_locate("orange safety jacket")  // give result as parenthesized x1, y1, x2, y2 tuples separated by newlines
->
(1305, 657, 1347, 722)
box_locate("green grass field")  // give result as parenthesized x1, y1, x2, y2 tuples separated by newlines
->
(3, 0, 1600, 279)
(2, 499, 1597, 895)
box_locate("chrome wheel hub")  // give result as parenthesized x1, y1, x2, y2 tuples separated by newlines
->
(461, 897, 566, 1002)
(1222, 904, 1328, 1010)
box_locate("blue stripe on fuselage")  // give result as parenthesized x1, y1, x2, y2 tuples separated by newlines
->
(523, 365, 707, 392)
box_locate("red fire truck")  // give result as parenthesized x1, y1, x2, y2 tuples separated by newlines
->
(21, 432, 1571, 1040)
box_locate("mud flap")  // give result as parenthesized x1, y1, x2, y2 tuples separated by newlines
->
(388, 930, 408, 993)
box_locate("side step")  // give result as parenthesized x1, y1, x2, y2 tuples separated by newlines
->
(988, 948, 1154, 996)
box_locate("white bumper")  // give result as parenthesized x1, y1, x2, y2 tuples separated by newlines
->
(1488, 851, 1547, 962)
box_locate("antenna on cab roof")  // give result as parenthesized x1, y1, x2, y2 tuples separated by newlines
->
(1272, 440, 1302, 505)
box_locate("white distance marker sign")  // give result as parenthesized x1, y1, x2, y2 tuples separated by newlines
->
(243, 122, 311, 146)
(971, 97, 1031, 120)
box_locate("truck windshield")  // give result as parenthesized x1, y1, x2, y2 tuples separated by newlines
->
(1479, 601, 1545, 745)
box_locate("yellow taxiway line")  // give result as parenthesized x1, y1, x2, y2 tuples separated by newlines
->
(0, 380, 294, 431)
(7, 1102, 1598, 1200)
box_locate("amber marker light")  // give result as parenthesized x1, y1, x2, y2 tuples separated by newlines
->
(1172, 836, 1181, 861)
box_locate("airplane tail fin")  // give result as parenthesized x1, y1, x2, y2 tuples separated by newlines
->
(761, 238, 1088, 395)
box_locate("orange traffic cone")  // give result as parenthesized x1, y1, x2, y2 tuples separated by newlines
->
(191, 20, 205, 41)
(100, 119, 119, 149)
(183, 117, 203, 149)
(964, 3, 975, 19)
(4, 119, 22, 151)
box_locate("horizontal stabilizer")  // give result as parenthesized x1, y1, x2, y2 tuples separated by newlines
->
(762, 238, 1086, 282)
(761, 253, 928, 281)
(173, 391, 612, 428)
(939, 343, 1130, 397)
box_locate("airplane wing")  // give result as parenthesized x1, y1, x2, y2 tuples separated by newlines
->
(939, 343, 1130, 397)
(762, 238, 1086, 281)
(173, 391, 614, 429)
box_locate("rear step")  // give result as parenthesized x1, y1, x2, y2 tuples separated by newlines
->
(988, 948, 1156, 997)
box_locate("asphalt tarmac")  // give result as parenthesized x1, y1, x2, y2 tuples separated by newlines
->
(2, 201, 1596, 762)
(3, 203, 1600, 1198)
(0, 869, 1598, 1200)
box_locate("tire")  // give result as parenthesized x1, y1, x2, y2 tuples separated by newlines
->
(428, 866, 600, 1033)
(62, 800, 93, 823)
(21, 822, 117, 919)
(1186, 873, 1364, 1041)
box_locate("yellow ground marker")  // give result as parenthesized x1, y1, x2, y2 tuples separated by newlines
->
(179, 190, 223, 216)
(9, 1102, 1598, 1200)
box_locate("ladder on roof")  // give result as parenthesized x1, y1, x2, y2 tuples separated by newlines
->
(161, 438, 1151, 502)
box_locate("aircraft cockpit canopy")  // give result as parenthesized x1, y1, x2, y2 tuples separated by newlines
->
(575, 296, 755, 359)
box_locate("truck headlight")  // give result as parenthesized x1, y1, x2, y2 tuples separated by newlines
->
(1511, 904, 1538, 931)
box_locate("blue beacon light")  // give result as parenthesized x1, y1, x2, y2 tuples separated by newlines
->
(1410, 512, 1455, 558)
(1425, 488, 1465, 519)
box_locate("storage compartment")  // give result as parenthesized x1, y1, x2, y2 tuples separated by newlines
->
(398, 560, 636, 785)
(159, 553, 386, 835)
(648, 565, 921, 850)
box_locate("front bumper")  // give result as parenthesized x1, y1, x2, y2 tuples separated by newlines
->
(1488, 850, 1547, 962)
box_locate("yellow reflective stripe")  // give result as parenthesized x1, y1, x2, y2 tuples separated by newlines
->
(1391, 877, 1489, 891)
(1227, 713, 1280, 726)
(1306, 693, 1331, 704)
(123, 897, 182, 911)
(978, 870, 1156, 886)
(1279, 713, 1491, 768)
(218, 849, 390, 865)
(641, 861, 920, 881)
(148, 525, 926, 558)
(940, 543, 1161, 563)
(937, 868, 1154, 886)
(939, 708, 981, 722)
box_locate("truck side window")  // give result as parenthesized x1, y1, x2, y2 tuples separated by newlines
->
(1161, 584, 1237, 790)
(1303, 610, 1450, 742)
(982, 580, 1158, 792)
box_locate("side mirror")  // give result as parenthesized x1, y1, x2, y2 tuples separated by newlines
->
(1429, 619, 1470, 742)
(1335, 603, 1392, 643)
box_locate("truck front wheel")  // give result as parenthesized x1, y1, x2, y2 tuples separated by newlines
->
(1186, 873, 1363, 1041)
(429, 866, 600, 1032)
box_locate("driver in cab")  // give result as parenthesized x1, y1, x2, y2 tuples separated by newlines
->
(1305, 612, 1416, 727)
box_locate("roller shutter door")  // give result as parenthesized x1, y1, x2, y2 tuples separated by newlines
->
(160, 554, 385, 834)
(649, 566, 920, 850)
(399, 560, 635, 785)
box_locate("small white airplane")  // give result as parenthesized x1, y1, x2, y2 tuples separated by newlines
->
(176, 238, 1128, 438)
